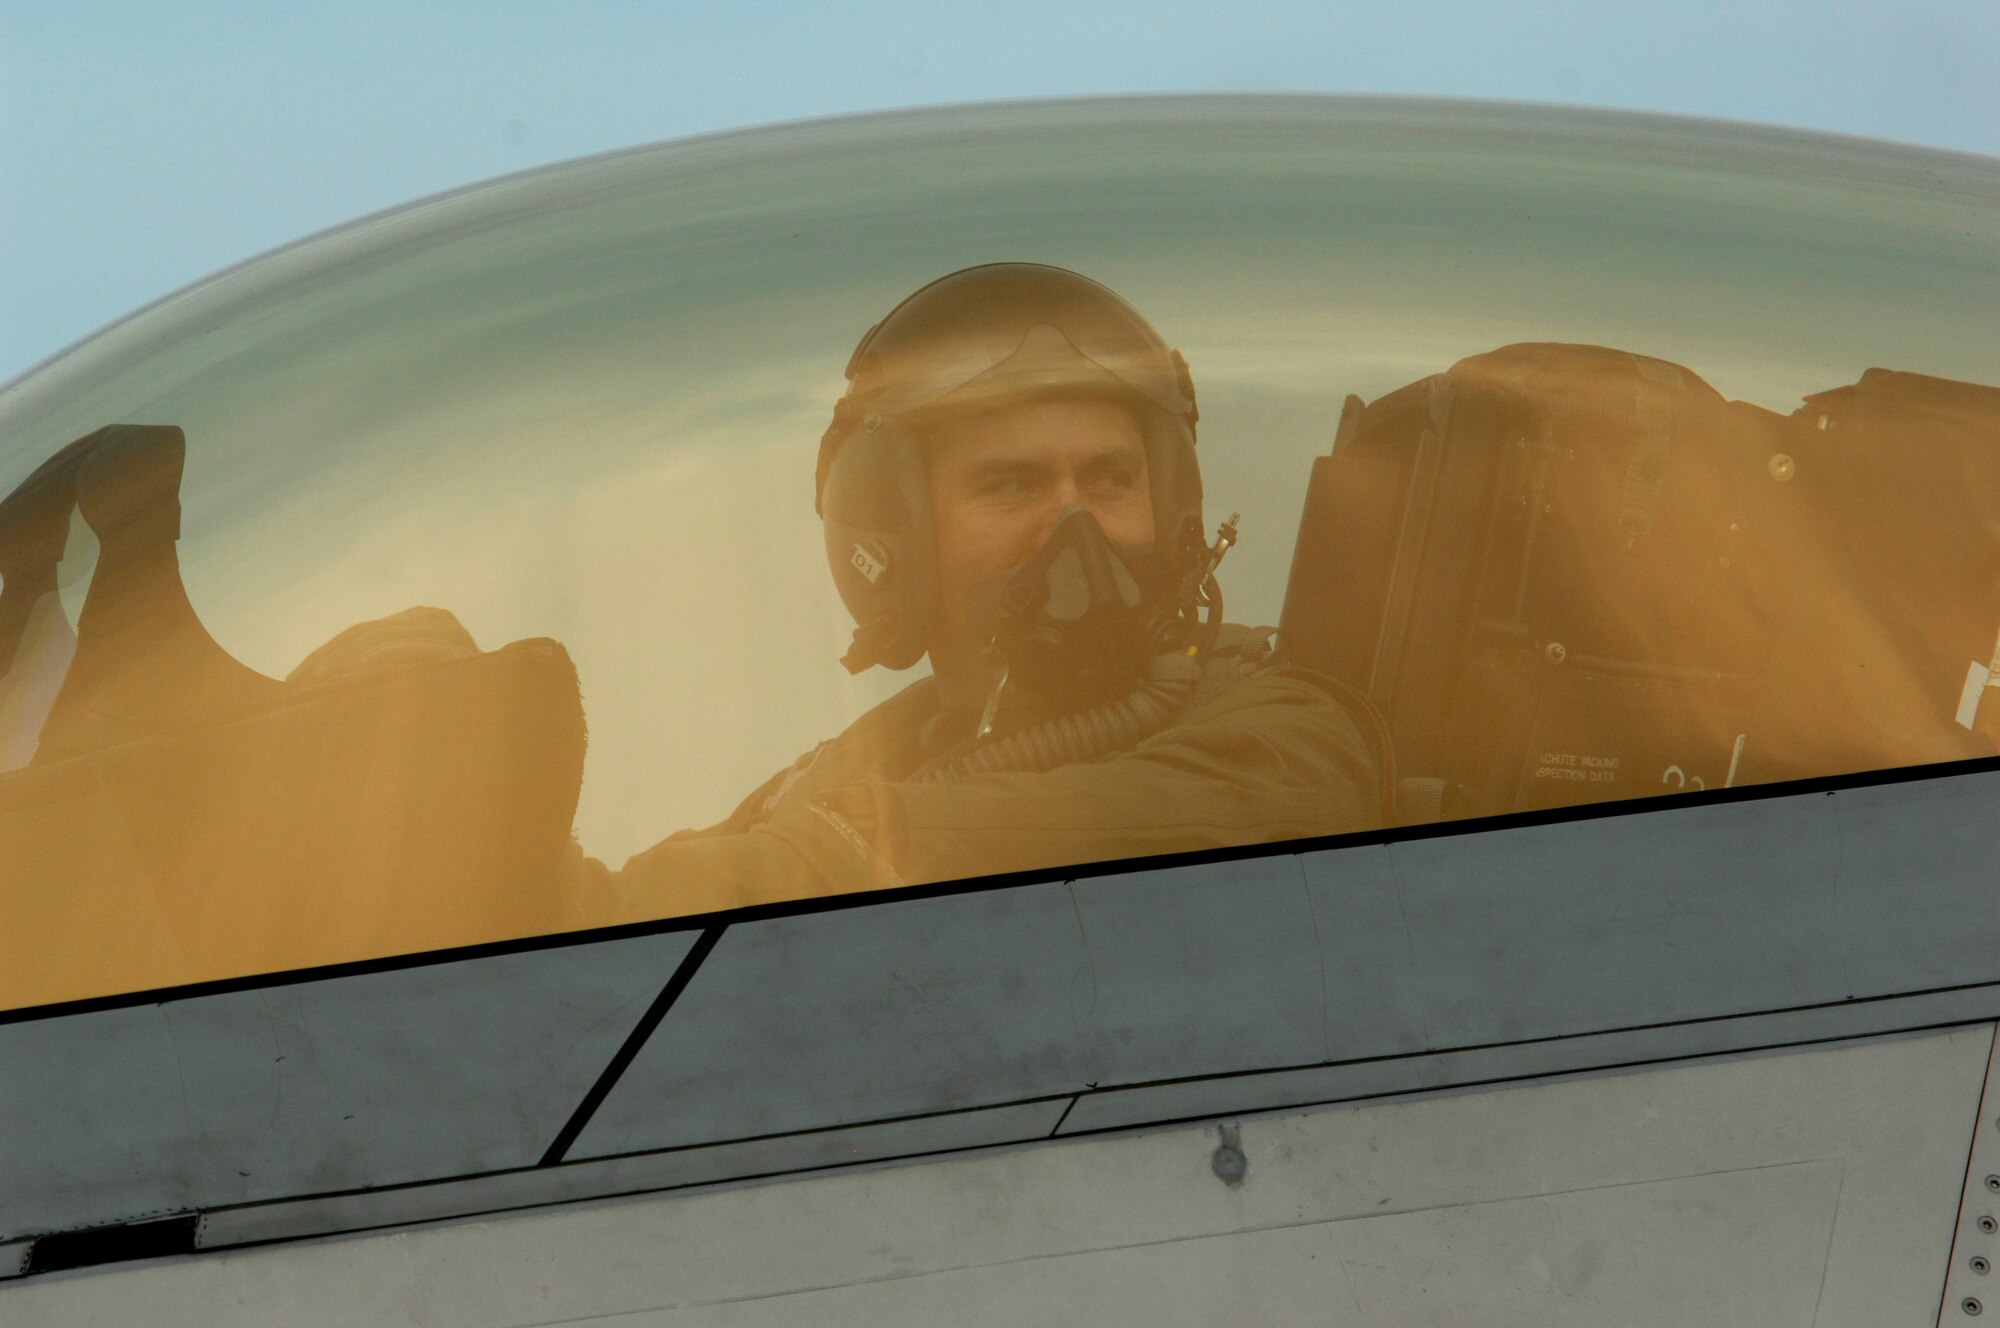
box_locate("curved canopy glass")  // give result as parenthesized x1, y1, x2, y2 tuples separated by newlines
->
(2, 96, 1995, 1008)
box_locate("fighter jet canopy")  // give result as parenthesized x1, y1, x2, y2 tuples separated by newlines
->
(1, 96, 1995, 1009)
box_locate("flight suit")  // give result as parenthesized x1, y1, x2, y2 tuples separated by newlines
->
(561, 634, 1382, 926)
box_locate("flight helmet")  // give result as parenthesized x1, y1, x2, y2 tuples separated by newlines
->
(816, 263, 1203, 672)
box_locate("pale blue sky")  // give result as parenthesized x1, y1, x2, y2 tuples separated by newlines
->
(2, 0, 1995, 384)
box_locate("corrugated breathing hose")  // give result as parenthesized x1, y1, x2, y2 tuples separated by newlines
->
(918, 667, 1199, 784)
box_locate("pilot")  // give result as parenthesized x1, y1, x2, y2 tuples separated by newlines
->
(563, 263, 1382, 923)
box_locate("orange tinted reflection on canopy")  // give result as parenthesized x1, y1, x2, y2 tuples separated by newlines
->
(4, 352, 1998, 1012)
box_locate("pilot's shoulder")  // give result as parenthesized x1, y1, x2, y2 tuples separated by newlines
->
(1181, 658, 1353, 724)
(1182, 623, 1322, 714)
(1175, 627, 1378, 753)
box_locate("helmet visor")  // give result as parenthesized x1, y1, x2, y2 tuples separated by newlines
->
(845, 264, 1192, 421)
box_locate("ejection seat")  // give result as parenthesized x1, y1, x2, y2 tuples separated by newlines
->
(0, 425, 587, 1010)
(1279, 347, 2000, 825)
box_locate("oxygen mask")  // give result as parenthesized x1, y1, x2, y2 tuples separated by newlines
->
(961, 505, 1240, 741)
(991, 505, 1150, 699)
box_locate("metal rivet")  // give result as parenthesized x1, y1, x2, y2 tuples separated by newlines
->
(1980, 1216, 1998, 1234)
(1768, 453, 1796, 482)
(1973, 1256, 1991, 1275)
(1964, 1297, 1983, 1316)
(1985, 1175, 2000, 1193)
(1545, 642, 1568, 665)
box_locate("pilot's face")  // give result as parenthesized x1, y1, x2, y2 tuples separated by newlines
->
(925, 395, 1153, 681)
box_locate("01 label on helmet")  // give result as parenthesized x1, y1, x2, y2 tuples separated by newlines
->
(849, 541, 888, 586)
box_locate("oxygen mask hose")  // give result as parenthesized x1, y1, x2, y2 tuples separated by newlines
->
(925, 512, 1244, 784)
(921, 651, 1200, 784)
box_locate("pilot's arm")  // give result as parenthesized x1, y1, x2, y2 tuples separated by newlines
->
(560, 668, 1379, 927)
